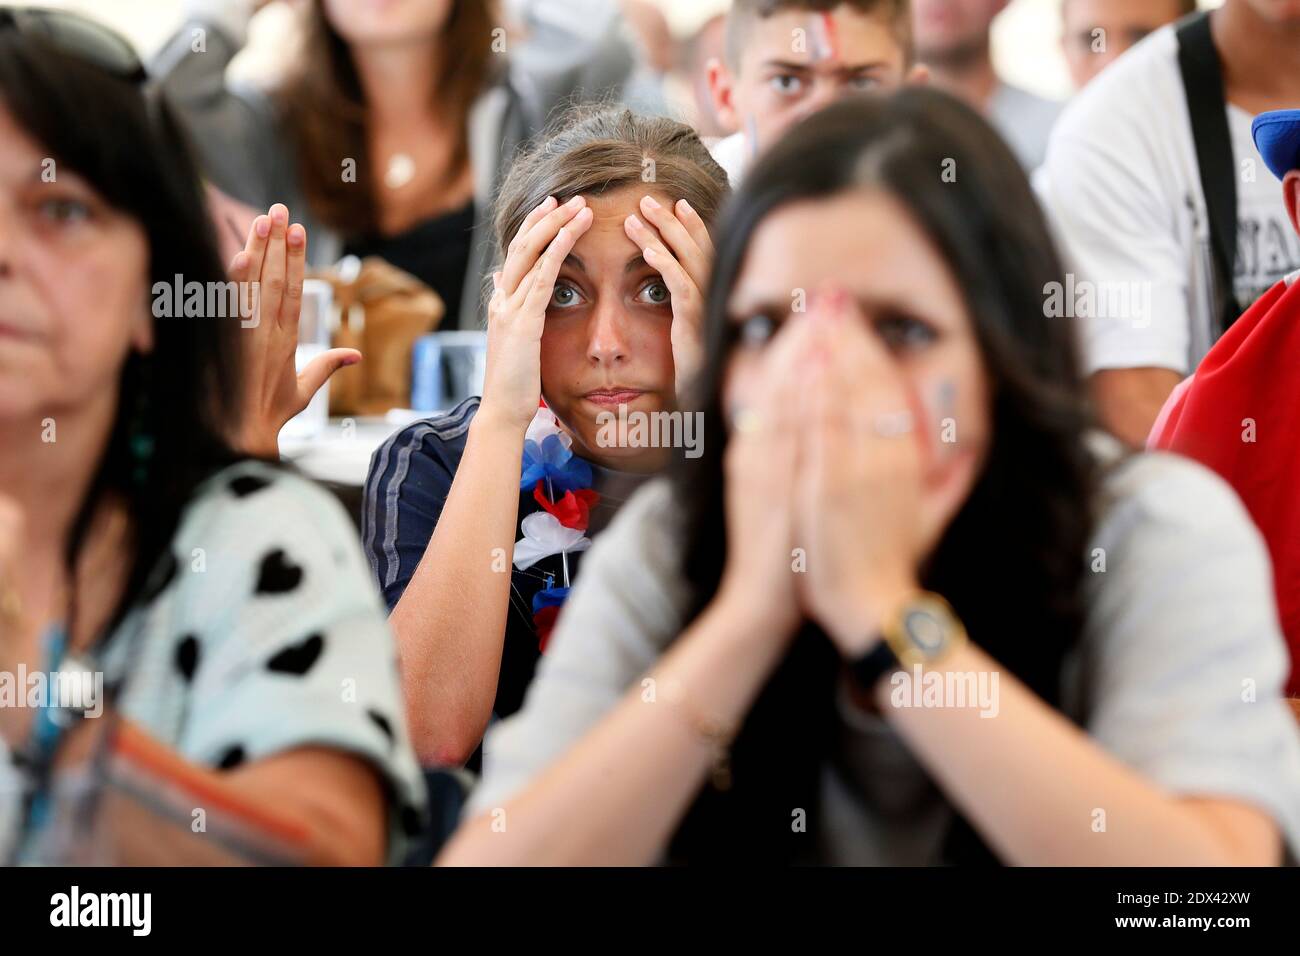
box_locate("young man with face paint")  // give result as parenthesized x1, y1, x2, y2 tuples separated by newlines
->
(707, 0, 925, 187)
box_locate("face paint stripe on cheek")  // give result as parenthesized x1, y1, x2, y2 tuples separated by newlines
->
(901, 376, 936, 476)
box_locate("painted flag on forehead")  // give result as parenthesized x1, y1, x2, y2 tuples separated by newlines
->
(1148, 273, 1300, 696)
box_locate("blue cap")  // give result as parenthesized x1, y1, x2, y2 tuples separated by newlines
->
(1252, 109, 1300, 181)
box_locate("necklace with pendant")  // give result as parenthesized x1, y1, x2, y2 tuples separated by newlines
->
(385, 152, 416, 190)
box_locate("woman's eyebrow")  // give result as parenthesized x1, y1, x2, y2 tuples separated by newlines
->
(26, 163, 69, 185)
(725, 291, 929, 320)
(27, 164, 92, 193)
(725, 293, 784, 318)
(624, 254, 649, 274)
(562, 253, 587, 273)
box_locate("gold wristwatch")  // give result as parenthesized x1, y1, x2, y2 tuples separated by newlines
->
(848, 591, 968, 691)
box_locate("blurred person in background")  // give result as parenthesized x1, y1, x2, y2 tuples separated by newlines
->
(154, 0, 640, 331)
(911, 0, 1061, 169)
(1061, 0, 1196, 90)
(708, 0, 925, 187)
(0, 9, 425, 865)
(1041, 0, 1300, 447)
(611, 0, 679, 117)
(622, 0, 675, 77)
(364, 107, 729, 770)
(440, 91, 1300, 867)
(680, 13, 731, 139)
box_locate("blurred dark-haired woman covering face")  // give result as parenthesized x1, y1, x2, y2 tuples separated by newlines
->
(0, 13, 423, 865)
(440, 89, 1300, 867)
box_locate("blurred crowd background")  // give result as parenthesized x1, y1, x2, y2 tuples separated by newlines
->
(24, 0, 1221, 105)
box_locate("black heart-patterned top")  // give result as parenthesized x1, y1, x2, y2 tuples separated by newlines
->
(2, 459, 428, 864)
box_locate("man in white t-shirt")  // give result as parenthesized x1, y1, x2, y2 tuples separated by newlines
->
(706, 0, 923, 187)
(912, 0, 1064, 170)
(1041, 0, 1300, 447)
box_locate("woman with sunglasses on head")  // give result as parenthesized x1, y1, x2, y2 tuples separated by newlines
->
(439, 90, 1300, 866)
(0, 11, 424, 865)
(155, 0, 642, 330)
(365, 106, 729, 770)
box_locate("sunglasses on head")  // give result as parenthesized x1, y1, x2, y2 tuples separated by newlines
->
(0, 6, 146, 83)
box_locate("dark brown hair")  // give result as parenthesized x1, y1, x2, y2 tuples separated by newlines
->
(492, 104, 731, 266)
(725, 0, 914, 67)
(282, 0, 498, 235)
(667, 89, 1099, 865)
(0, 30, 240, 642)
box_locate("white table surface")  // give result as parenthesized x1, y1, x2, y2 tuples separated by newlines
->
(278, 410, 430, 487)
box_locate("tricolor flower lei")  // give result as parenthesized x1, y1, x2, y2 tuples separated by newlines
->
(515, 402, 600, 652)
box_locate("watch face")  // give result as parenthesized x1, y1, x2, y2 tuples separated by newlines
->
(901, 606, 949, 656)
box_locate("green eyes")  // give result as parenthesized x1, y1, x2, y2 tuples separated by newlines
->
(548, 280, 671, 310)
(636, 280, 670, 306)
(550, 284, 579, 308)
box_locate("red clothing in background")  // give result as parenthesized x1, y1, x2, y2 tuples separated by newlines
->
(1148, 275, 1300, 695)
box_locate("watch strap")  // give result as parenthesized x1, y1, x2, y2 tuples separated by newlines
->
(847, 637, 899, 692)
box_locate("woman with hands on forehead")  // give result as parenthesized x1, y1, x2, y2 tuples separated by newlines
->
(440, 91, 1300, 867)
(364, 108, 730, 771)
(487, 181, 717, 426)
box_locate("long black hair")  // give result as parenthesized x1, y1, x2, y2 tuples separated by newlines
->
(0, 29, 242, 642)
(666, 89, 1099, 864)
